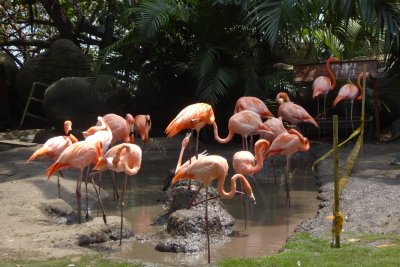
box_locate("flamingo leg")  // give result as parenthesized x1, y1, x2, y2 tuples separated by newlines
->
(285, 156, 291, 207)
(195, 129, 200, 160)
(345, 103, 348, 137)
(350, 101, 354, 132)
(187, 130, 194, 191)
(205, 186, 211, 264)
(120, 173, 128, 246)
(317, 96, 321, 141)
(90, 171, 107, 224)
(239, 180, 247, 230)
(76, 170, 83, 224)
(97, 171, 102, 216)
(110, 170, 119, 201)
(188, 183, 204, 207)
(85, 171, 89, 221)
(57, 170, 65, 198)
(323, 94, 327, 118)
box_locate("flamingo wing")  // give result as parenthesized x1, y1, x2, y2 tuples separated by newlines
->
(165, 103, 215, 137)
(312, 76, 331, 98)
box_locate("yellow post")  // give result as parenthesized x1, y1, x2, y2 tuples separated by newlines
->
(333, 115, 341, 248)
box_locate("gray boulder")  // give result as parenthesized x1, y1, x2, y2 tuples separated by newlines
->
(14, 39, 92, 113)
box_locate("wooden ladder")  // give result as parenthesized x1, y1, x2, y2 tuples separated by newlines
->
(19, 82, 50, 129)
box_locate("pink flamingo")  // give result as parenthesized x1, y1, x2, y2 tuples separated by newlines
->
(101, 113, 135, 144)
(263, 129, 310, 206)
(332, 72, 368, 131)
(47, 140, 103, 223)
(98, 113, 135, 200)
(28, 120, 78, 197)
(234, 96, 273, 118)
(260, 116, 288, 142)
(276, 92, 319, 128)
(233, 138, 269, 229)
(212, 110, 273, 151)
(165, 103, 215, 158)
(172, 154, 256, 264)
(312, 56, 341, 118)
(91, 143, 142, 245)
(133, 114, 152, 147)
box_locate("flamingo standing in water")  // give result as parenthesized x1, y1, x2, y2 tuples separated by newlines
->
(46, 140, 103, 223)
(165, 103, 215, 159)
(332, 72, 368, 131)
(98, 113, 135, 200)
(263, 129, 310, 206)
(28, 120, 78, 197)
(90, 143, 142, 245)
(212, 110, 273, 151)
(233, 138, 269, 229)
(234, 96, 273, 118)
(276, 92, 319, 129)
(312, 56, 341, 118)
(172, 155, 256, 264)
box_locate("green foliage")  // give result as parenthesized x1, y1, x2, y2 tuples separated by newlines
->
(218, 232, 400, 267)
(1, 255, 143, 267)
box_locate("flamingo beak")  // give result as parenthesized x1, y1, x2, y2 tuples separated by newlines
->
(250, 194, 256, 205)
(129, 124, 135, 136)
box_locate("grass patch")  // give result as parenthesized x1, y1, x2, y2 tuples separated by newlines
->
(218, 232, 400, 267)
(0, 255, 143, 267)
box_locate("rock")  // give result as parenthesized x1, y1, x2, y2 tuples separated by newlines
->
(40, 198, 73, 217)
(76, 216, 133, 246)
(151, 182, 235, 253)
(154, 210, 227, 253)
(14, 39, 92, 112)
(0, 52, 18, 85)
(42, 76, 133, 132)
(166, 209, 223, 237)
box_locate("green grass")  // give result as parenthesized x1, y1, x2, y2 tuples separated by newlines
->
(0, 255, 143, 267)
(2, 233, 400, 266)
(218, 232, 400, 267)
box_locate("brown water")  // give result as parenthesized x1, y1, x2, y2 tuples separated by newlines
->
(89, 149, 319, 266)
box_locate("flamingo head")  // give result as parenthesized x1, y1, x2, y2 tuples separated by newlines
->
(64, 120, 73, 135)
(276, 92, 289, 104)
(328, 56, 341, 63)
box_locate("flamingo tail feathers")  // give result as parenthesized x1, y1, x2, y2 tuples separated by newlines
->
(47, 162, 68, 179)
(28, 147, 52, 161)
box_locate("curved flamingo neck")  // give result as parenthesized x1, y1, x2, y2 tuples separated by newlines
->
(212, 122, 234, 144)
(326, 58, 337, 90)
(288, 129, 310, 151)
(176, 134, 190, 173)
(217, 174, 254, 200)
(248, 139, 269, 173)
(64, 121, 78, 143)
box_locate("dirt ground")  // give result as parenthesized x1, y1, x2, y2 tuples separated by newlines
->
(296, 140, 400, 243)
(0, 135, 399, 261)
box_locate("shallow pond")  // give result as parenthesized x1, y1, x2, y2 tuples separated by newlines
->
(88, 145, 319, 266)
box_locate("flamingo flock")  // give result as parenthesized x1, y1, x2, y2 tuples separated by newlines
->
(26, 56, 367, 263)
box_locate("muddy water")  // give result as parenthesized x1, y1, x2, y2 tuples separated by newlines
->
(90, 149, 319, 266)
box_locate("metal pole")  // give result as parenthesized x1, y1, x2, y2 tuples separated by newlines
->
(333, 115, 340, 248)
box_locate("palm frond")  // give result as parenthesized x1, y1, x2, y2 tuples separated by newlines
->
(247, 0, 302, 48)
(196, 67, 236, 105)
(134, 0, 192, 40)
(313, 29, 344, 58)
